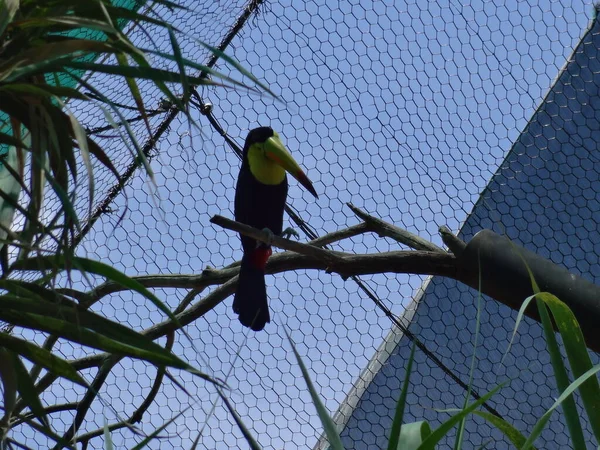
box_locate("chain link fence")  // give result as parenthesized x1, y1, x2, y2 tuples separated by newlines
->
(11, 0, 599, 448)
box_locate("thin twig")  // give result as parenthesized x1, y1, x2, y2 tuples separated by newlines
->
(209, 215, 345, 264)
(347, 203, 446, 253)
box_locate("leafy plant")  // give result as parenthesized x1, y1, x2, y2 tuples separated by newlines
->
(0, 0, 271, 446)
(272, 284, 600, 450)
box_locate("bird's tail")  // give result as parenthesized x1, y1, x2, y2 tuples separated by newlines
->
(233, 250, 271, 331)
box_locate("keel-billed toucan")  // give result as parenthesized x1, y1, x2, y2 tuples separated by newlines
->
(233, 127, 318, 331)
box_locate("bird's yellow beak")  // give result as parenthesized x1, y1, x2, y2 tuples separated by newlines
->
(263, 134, 318, 198)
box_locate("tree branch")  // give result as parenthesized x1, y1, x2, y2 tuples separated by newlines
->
(22, 206, 461, 438)
(68, 248, 455, 372)
(209, 215, 345, 264)
(347, 203, 446, 253)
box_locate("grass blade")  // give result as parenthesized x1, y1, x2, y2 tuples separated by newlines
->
(387, 342, 417, 450)
(522, 364, 600, 450)
(417, 382, 506, 450)
(470, 410, 532, 449)
(218, 390, 262, 450)
(10, 351, 49, 427)
(0, 347, 17, 425)
(535, 293, 593, 447)
(286, 328, 344, 450)
(0, 332, 86, 386)
(397, 421, 431, 450)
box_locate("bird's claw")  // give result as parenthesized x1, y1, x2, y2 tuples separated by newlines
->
(260, 228, 276, 247)
(280, 227, 300, 240)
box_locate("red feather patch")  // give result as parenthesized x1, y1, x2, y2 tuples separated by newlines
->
(249, 246, 273, 269)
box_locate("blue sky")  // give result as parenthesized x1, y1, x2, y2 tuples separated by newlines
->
(11, 0, 596, 448)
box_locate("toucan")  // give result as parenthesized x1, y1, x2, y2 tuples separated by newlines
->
(233, 126, 318, 331)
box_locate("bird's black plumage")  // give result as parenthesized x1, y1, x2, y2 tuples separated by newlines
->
(233, 127, 288, 331)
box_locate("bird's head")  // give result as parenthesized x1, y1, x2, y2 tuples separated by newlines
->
(243, 126, 318, 198)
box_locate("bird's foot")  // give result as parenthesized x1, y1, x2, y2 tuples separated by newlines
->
(280, 227, 300, 240)
(260, 228, 276, 247)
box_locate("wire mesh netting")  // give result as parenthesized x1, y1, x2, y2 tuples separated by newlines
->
(9, 0, 600, 448)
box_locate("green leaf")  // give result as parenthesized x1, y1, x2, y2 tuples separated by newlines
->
(65, 106, 94, 220)
(13, 255, 181, 326)
(286, 329, 344, 450)
(0, 332, 86, 387)
(82, 132, 121, 180)
(45, 102, 78, 184)
(44, 102, 73, 192)
(218, 390, 262, 450)
(0, 39, 119, 82)
(10, 351, 49, 427)
(167, 25, 189, 106)
(141, 47, 261, 93)
(0, 146, 23, 245)
(18, 108, 48, 258)
(197, 41, 277, 98)
(125, 50, 189, 116)
(536, 293, 594, 447)
(0, 292, 194, 376)
(388, 343, 417, 450)
(471, 410, 532, 450)
(0, 84, 89, 101)
(42, 164, 81, 242)
(0, 309, 194, 372)
(0, 347, 17, 423)
(502, 294, 536, 365)
(0, 0, 19, 37)
(69, 71, 154, 186)
(115, 51, 152, 140)
(522, 365, 600, 450)
(417, 383, 506, 450)
(0, 131, 27, 148)
(12, 16, 118, 36)
(64, 61, 224, 87)
(397, 421, 431, 450)
(0, 279, 67, 304)
(514, 251, 587, 449)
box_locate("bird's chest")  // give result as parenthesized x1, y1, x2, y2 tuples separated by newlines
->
(235, 170, 288, 233)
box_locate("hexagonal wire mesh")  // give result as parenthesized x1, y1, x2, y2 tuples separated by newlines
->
(8, 0, 600, 448)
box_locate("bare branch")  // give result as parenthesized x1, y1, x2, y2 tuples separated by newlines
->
(347, 203, 446, 253)
(21, 211, 458, 428)
(69, 248, 455, 372)
(439, 225, 467, 256)
(210, 215, 345, 264)
(309, 222, 369, 248)
(81, 221, 372, 308)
